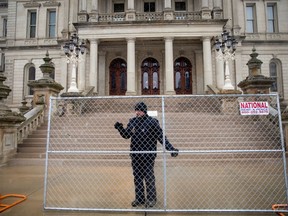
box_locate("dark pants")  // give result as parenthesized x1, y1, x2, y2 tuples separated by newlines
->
(131, 154, 156, 202)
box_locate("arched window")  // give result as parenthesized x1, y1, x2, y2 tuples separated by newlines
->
(141, 57, 160, 95)
(269, 59, 283, 97)
(109, 58, 127, 95)
(24, 64, 36, 96)
(174, 57, 192, 94)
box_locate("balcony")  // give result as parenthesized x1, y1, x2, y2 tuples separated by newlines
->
(82, 10, 218, 23)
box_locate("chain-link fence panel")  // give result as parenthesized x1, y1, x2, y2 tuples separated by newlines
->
(44, 94, 288, 213)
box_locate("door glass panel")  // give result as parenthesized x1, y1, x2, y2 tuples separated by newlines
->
(120, 72, 126, 90)
(153, 72, 158, 89)
(185, 71, 190, 90)
(175, 71, 181, 89)
(143, 72, 149, 89)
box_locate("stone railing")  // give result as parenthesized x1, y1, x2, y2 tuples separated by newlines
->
(174, 11, 201, 20)
(135, 12, 163, 21)
(98, 13, 126, 22)
(17, 105, 45, 144)
(97, 11, 203, 22)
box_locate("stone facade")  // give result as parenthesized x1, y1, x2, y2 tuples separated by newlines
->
(0, 0, 287, 107)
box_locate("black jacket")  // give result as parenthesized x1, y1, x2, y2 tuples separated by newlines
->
(117, 114, 175, 153)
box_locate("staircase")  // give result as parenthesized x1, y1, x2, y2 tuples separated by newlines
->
(10, 96, 283, 165)
(9, 121, 48, 165)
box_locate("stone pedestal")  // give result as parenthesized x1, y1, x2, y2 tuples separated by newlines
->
(238, 48, 274, 94)
(28, 52, 64, 116)
(126, 11, 135, 21)
(0, 123, 23, 165)
(201, 8, 212, 19)
(78, 11, 89, 22)
(164, 10, 174, 20)
(0, 65, 25, 165)
(89, 11, 99, 22)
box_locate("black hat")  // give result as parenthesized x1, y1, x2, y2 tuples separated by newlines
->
(135, 102, 147, 113)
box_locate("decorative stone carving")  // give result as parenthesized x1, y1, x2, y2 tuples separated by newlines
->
(28, 51, 64, 108)
(238, 48, 274, 94)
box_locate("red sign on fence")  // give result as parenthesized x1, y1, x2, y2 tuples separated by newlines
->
(239, 101, 269, 115)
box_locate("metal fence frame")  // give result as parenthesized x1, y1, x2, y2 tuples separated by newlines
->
(44, 94, 288, 213)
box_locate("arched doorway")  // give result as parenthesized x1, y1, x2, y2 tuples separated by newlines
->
(174, 57, 192, 94)
(141, 57, 160, 95)
(109, 58, 127, 95)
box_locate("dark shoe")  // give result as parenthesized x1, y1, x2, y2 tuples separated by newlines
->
(131, 200, 145, 207)
(146, 200, 156, 208)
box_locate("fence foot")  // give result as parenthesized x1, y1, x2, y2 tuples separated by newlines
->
(272, 204, 288, 216)
(0, 194, 27, 213)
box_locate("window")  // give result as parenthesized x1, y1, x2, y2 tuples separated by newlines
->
(269, 59, 283, 97)
(144, 2, 155, 12)
(175, 1, 186, 11)
(246, 5, 256, 33)
(3, 17, 7, 37)
(267, 4, 277, 33)
(28, 11, 37, 38)
(48, 10, 56, 38)
(114, 3, 124, 12)
(25, 65, 36, 95)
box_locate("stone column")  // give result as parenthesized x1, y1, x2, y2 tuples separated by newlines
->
(164, 0, 173, 20)
(89, 39, 98, 94)
(201, 0, 211, 19)
(215, 51, 224, 90)
(78, 0, 88, 22)
(126, 0, 135, 21)
(164, 0, 172, 9)
(201, 0, 209, 8)
(223, 0, 232, 29)
(78, 50, 86, 92)
(91, 0, 98, 11)
(214, 0, 222, 8)
(231, 0, 241, 35)
(98, 51, 106, 96)
(126, 38, 136, 95)
(164, 37, 175, 95)
(89, 0, 99, 22)
(128, 0, 134, 10)
(212, 0, 223, 19)
(202, 37, 213, 92)
(80, 0, 86, 12)
(195, 50, 204, 94)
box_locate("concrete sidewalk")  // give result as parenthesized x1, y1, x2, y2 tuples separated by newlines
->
(0, 162, 280, 216)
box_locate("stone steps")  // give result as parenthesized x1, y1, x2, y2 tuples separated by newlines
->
(11, 108, 281, 165)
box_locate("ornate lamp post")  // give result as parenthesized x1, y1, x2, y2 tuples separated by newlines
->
(215, 30, 238, 90)
(63, 33, 86, 93)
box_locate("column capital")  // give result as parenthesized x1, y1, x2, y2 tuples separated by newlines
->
(164, 37, 174, 42)
(89, 38, 99, 44)
(201, 36, 212, 41)
(126, 37, 136, 42)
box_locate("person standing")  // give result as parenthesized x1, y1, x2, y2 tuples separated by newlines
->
(114, 102, 179, 208)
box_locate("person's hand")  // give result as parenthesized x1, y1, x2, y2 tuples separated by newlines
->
(171, 148, 179, 157)
(114, 122, 123, 130)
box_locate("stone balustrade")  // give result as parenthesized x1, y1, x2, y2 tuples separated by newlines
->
(97, 11, 205, 22)
(17, 105, 45, 144)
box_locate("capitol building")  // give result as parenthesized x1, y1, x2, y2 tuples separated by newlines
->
(1, 0, 288, 107)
